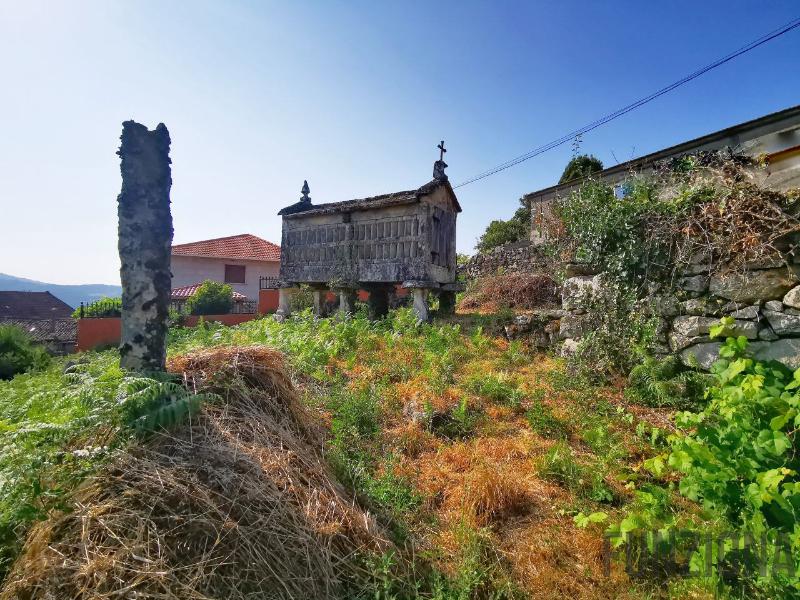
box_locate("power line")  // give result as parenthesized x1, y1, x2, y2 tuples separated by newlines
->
(453, 16, 800, 189)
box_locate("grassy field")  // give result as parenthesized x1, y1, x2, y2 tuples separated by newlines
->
(0, 308, 721, 598)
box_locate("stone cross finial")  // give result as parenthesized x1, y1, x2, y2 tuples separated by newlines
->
(433, 141, 448, 181)
(301, 180, 311, 203)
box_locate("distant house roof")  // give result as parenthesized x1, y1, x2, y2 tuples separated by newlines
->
(0, 317, 77, 344)
(0, 291, 73, 320)
(278, 179, 461, 218)
(171, 283, 248, 301)
(172, 234, 281, 261)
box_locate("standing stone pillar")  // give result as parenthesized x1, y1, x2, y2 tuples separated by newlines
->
(276, 286, 294, 322)
(411, 288, 430, 322)
(117, 121, 173, 372)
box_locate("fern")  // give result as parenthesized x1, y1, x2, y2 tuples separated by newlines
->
(117, 376, 215, 435)
(626, 355, 707, 409)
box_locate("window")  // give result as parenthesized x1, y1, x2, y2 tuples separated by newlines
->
(224, 264, 246, 284)
(613, 183, 630, 199)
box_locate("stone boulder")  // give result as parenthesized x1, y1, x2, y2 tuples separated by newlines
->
(680, 338, 800, 370)
(669, 316, 758, 352)
(783, 285, 800, 309)
(709, 269, 796, 304)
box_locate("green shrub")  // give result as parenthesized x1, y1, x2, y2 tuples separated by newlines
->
(464, 373, 524, 408)
(185, 280, 234, 315)
(0, 324, 50, 380)
(618, 332, 800, 595)
(568, 281, 657, 381)
(72, 296, 121, 318)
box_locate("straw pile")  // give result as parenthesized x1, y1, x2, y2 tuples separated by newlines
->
(459, 272, 560, 312)
(1, 346, 388, 600)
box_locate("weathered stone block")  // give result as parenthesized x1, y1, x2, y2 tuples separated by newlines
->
(678, 274, 709, 293)
(559, 313, 589, 339)
(762, 310, 800, 335)
(721, 303, 760, 320)
(765, 300, 784, 312)
(709, 269, 796, 304)
(680, 339, 800, 370)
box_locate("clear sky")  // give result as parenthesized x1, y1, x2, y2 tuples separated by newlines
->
(1, 0, 799, 285)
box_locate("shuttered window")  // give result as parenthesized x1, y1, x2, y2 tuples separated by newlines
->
(224, 264, 246, 284)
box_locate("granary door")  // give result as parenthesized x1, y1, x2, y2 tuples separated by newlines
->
(429, 206, 455, 269)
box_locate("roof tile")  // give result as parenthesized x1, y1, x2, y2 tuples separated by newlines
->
(172, 234, 280, 261)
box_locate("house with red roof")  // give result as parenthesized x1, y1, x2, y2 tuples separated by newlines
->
(171, 234, 280, 301)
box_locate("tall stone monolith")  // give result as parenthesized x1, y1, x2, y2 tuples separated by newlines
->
(117, 121, 173, 371)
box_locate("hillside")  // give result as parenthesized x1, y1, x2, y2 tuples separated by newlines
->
(0, 273, 121, 309)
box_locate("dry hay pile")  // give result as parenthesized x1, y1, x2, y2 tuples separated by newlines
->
(1, 346, 387, 600)
(459, 272, 560, 312)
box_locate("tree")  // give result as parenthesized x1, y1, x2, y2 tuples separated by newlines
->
(559, 154, 604, 184)
(476, 200, 530, 252)
(185, 280, 234, 315)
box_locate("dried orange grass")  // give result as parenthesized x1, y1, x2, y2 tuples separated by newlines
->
(1, 346, 388, 600)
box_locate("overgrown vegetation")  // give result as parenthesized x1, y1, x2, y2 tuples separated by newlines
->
(0, 324, 49, 380)
(185, 279, 234, 315)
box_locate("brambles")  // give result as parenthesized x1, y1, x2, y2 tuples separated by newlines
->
(458, 272, 560, 312)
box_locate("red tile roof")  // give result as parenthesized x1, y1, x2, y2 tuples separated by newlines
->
(0, 291, 74, 319)
(171, 283, 248, 300)
(172, 234, 280, 261)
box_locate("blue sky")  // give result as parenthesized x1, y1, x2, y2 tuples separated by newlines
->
(1, 1, 799, 284)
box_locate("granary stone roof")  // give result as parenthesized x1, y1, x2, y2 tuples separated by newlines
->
(172, 234, 281, 261)
(0, 291, 74, 319)
(279, 178, 461, 218)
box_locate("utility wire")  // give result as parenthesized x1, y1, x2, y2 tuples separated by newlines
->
(453, 16, 800, 189)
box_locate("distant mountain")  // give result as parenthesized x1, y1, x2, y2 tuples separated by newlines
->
(0, 273, 121, 309)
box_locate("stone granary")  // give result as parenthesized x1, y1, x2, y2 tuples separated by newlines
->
(274, 146, 462, 321)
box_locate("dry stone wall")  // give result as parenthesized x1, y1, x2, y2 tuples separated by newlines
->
(461, 241, 550, 279)
(506, 261, 800, 370)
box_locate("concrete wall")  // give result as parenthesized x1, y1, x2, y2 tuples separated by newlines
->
(171, 255, 280, 300)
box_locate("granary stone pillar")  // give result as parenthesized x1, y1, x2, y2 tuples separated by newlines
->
(366, 285, 391, 320)
(117, 121, 173, 372)
(312, 287, 327, 318)
(411, 288, 430, 322)
(276, 286, 295, 322)
(337, 288, 358, 316)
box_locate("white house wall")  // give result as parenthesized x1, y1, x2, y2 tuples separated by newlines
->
(171, 256, 280, 300)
